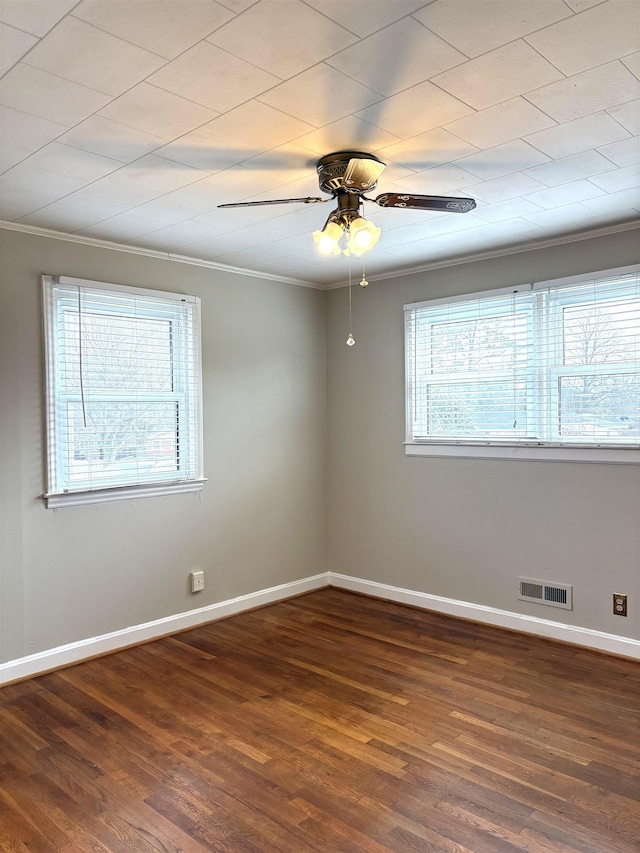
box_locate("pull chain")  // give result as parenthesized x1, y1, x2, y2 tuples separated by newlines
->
(346, 250, 355, 346)
(360, 254, 368, 288)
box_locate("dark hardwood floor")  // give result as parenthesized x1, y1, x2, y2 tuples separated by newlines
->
(1, 587, 639, 853)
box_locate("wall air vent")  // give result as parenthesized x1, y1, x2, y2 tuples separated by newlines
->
(518, 577, 573, 610)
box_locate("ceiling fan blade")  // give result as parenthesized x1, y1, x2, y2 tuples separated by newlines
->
(218, 196, 328, 209)
(343, 157, 386, 191)
(373, 193, 477, 213)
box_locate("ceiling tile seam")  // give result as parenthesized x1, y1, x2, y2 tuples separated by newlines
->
(521, 114, 635, 153)
(68, 149, 212, 194)
(89, 40, 277, 120)
(154, 108, 323, 169)
(9, 153, 213, 227)
(19, 21, 169, 97)
(520, 58, 640, 116)
(164, 95, 322, 147)
(200, 35, 295, 84)
(0, 0, 82, 42)
(515, 97, 565, 128)
(324, 63, 474, 108)
(518, 38, 569, 82)
(2, 109, 218, 194)
(11, 24, 286, 130)
(253, 58, 388, 109)
(510, 134, 569, 163)
(429, 38, 570, 109)
(320, 13, 474, 81)
(1, 59, 146, 113)
(95, 85, 220, 136)
(437, 141, 553, 182)
(0, 125, 117, 183)
(410, 9, 579, 64)
(67, 6, 240, 63)
(418, 45, 569, 117)
(216, 0, 258, 13)
(0, 30, 39, 78)
(14, 198, 134, 235)
(523, 200, 595, 223)
(255, 89, 381, 138)
(65, 13, 169, 62)
(523, 3, 640, 72)
(436, 111, 557, 153)
(314, 1, 452, 45)
(622, 52, 640, 82)
(296, 0, 448, 43)
(1, 110, 154, 175)
(596, 146, 640, 170)
(50, 12, 286, 126)
(209, 2, 376, 78)
(407, 13, 474, 61)
(605, 99, 640, 124)
(296, 0, 370, 39)
(0, 20, 39, 41)
(302, 63, 404, 107)
(550, 53, 640, 82)
(15, 93, 319, 209)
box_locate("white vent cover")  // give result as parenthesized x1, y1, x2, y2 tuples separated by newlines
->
(518, 577, 573, 610)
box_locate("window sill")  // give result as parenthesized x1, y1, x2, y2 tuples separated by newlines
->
(44, 478, 207, 508)
(405, 442, 640, 464)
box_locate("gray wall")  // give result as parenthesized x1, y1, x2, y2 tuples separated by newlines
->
(0, 229, 327, 663)
(2, 225, 639, 667)
(326, 229, 640, 641)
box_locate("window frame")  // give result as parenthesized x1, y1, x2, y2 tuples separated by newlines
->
(404, 264, 640, 465)
(42, 275, 206, 507)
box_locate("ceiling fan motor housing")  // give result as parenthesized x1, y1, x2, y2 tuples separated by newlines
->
(316, 151, 385, 195)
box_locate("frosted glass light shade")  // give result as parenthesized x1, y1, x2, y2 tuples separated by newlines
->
(347, 217, 380, 255)
(313, 220, 343, 255)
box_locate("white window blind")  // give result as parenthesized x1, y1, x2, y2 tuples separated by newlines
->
(43, 275, 204, 506)
(405, 269, 640, 458)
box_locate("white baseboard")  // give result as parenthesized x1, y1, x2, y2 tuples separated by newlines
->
(2, 570, 638, 685)
(329, 573, 640, 661)
(0, 573, 330, 686)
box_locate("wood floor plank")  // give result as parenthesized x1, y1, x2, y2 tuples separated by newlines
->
(1, 588, 639, 853)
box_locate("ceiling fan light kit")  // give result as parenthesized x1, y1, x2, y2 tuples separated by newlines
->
(313, 211, 381, 257)
(218, 151, 477, 347)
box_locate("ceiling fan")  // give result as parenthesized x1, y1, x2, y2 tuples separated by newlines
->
(218, 151, 477, 257)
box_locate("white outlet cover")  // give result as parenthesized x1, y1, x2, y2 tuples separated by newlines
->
(190, 570, 205, 592)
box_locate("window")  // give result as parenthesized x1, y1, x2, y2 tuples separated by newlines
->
(405, 266, 640, 463)
(43, 275, 205, 506)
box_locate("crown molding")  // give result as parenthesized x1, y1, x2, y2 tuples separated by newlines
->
(323, 218, 640, 289)
(3, 217, 639, 293)
(0, 220, 322, 289)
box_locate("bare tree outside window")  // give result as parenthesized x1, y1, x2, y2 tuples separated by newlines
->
(559, 300, 640, 440)
(43, 276, 203, 504)
(62, 310, 180, 483)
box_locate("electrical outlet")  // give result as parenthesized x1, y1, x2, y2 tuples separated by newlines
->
(613, 593, 627, 617)
(190, 570, 205, 593)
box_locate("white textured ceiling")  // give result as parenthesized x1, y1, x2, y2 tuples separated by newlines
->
(1, 0, 639, 286)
